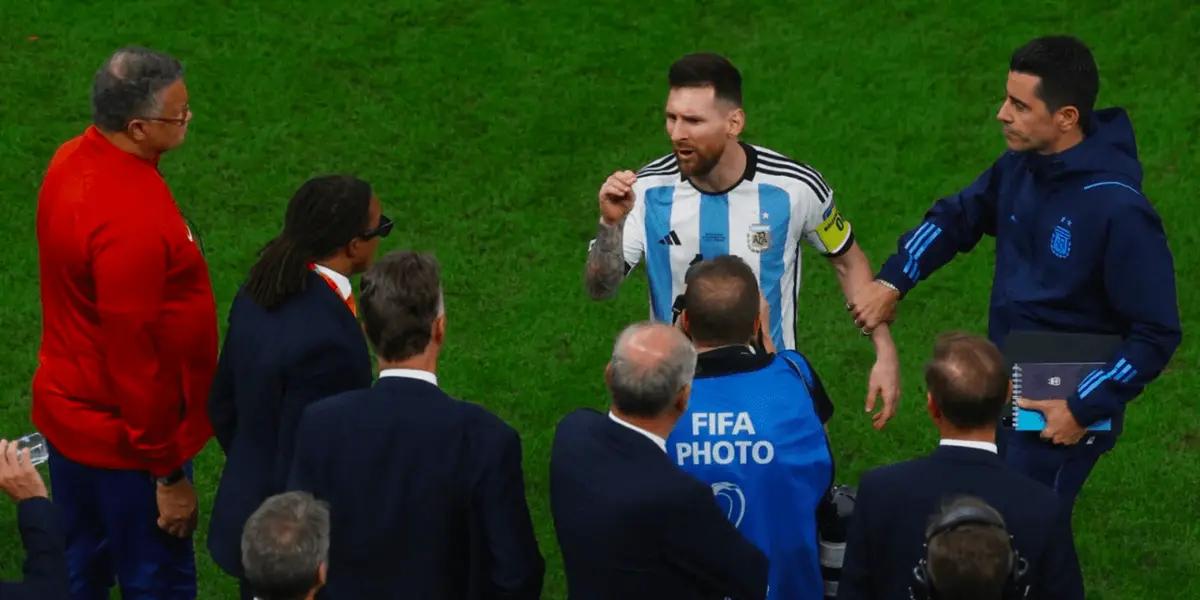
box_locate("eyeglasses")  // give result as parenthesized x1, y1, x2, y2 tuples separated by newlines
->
(134, 107, 192, 127)
(361, 214, 393, 240)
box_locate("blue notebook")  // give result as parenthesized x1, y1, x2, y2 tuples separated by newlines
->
(1011, 362, 1113, 431)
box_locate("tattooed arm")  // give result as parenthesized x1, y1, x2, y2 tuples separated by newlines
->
(584, 170, 639, 300)
(585, 219, 627, 300)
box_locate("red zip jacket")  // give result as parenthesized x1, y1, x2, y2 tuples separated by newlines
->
(32, 126, 217, 477)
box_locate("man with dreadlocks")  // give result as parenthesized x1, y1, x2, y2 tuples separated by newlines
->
(207, 174, 391, 599)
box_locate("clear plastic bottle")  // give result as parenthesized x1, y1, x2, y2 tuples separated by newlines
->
(15, 432, 49, 466)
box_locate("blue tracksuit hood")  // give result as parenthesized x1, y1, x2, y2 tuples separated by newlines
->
(1024, 107, 1142, 185)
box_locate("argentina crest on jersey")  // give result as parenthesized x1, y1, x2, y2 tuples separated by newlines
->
(747, 223, 771, 253)
(1051, 217, 1072, 258)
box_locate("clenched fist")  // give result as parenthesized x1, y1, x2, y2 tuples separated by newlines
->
(599, 170, 637, 226)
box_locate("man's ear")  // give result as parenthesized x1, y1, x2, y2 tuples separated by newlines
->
(727, 107, 746, 138)
(344, 237, 364, 263)
(676, 382, 692, 415)
(926, 391, 940, 421)
(317, 562, 328, 587)
(1056, 105, 1081, 132)
(432, 314, 446, 345)
(126, 120, 150, 142)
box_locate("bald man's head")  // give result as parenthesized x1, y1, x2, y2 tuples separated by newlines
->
(607, 322, 697, 418)
(925, 332, 1009, 429)
(682, 256, 760, 347)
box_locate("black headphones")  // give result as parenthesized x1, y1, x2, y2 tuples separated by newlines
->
(908, 501, 1030, 600)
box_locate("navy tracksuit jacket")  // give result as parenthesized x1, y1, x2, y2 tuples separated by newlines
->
(877, 107, 1181, 431)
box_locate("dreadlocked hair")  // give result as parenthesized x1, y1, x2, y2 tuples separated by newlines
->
(245, 175, 373, 309)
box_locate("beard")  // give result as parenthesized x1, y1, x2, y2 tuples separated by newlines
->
(676, 144, 724, 178)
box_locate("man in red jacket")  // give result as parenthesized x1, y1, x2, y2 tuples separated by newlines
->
(32, 46, 216, 599)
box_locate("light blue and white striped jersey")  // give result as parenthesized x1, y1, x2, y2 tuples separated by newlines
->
(618, 143, 853, 350)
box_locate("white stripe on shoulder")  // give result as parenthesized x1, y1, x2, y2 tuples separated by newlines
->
(753, 145, 832, 195)
(637, 152, 677, 175)
(754, 165, 829, 204)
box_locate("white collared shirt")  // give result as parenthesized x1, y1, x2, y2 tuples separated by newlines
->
(312, 264, 352, 301)
(939, 439, 998, 454)
(379, 368, 439, 387)
(609, 411, 667, 454)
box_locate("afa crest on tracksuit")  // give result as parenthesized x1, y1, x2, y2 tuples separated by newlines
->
(1051, 217, 1072, 258)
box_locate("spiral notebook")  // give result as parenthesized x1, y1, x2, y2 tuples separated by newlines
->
(1011, 362, 1113, 431)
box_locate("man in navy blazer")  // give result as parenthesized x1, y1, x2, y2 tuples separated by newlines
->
(551, 322, 769, 600)
(208, 175, 381, 594)
(838, 332, 1083, 600)
(0, 440, 68, 600)
(288, 251, 544, 599)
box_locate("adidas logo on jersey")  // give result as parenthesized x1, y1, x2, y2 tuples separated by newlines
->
(658, 230, 683, 246)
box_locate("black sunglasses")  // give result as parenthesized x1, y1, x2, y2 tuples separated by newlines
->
(361, 214, 394, 240)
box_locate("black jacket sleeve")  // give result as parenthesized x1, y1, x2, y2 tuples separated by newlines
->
(1032, 500, 1084, 600)
(0, 497, 69, 600)
(1067, 195, 1182, 425)
(836, 471, 877, 600)
(472, 423, 545, 599)
(208, 312, 238, 453)
(877, 161, 1001, 294)
(662, 481, 769, 599)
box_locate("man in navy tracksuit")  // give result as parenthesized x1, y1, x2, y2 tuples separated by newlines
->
(850, 36, 1181, 510)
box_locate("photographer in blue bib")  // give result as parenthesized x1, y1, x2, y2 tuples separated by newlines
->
(668, 255, 834, 599)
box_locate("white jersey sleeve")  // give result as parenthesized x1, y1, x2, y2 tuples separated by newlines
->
(793, 168, 853, 256)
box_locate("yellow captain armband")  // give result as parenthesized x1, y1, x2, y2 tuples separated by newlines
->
(816, 205, 852, 253)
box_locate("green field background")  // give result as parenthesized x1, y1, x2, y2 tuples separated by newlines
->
(1, 1, 1197, 598)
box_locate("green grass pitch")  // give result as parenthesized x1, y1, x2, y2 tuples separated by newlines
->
(1, 1, 1197, 598)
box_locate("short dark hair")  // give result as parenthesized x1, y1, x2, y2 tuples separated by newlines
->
(92, 47, 184, 132)
(668, 53, 743, 107)
(360, 251, 443, 362)
(245, 175, 374, 310)
(242, 492, 330, 600)
(924, 332, 1008, 429)
(926, 498, 1013, 600)
(683, 256, 760, 346)
(1009, 36, 1099, 131)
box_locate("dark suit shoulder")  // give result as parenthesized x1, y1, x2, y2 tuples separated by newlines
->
(301, 388, 372, 422)
(858, 455, 931, 488)
(457, 397, 516, 434)
(456, 397, 520, 454)
(557, 407, 601, 430)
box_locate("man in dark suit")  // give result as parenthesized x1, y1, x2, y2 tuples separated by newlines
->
(0, 439, 68, 599)
(838, 332, 1083, 600)
(551, 322, 769, 600)
(208, 175, 380, 597)
(288, 251, 544, 599)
